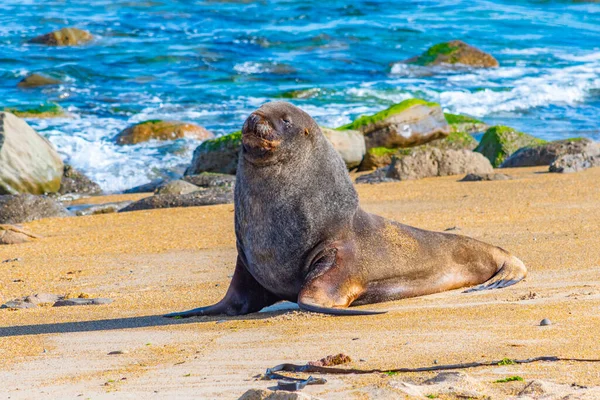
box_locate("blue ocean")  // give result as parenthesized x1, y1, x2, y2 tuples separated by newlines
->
(1, 1, 599, 192)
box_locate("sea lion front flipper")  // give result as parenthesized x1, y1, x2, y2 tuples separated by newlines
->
(297, 248, 386, 316)
(165, 255, 280, 318)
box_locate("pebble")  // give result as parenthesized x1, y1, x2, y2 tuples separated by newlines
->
(540, 318, 552, 326)
(108, 350, 128, 355)
(1, 300, 37, 309)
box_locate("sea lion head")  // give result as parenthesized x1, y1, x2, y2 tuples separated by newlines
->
(241, 101, 319, 165)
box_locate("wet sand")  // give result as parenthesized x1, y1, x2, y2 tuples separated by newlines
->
(1, 166, 599, 399)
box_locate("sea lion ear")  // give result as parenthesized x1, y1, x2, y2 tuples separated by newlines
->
(304, 128, 310, 136)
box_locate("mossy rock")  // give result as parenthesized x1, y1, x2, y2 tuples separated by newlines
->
(17, 73, 62, 88)
(358, 130, 478, 171)
(29, 27, 93, 46)
(3, 103, 67, 119)
(278, 88, 322, 99)
(114, 120, 214, 145)
(445, 112, 489, 134)
(474, 126, 546, 167)
(337, 98, 450, 150)
(338, 98, 439, 131)
(185, 131, 242, 175)
(405, 40, 498, 68)
(501, 137, 597, 168)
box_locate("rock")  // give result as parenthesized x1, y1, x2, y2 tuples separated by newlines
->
(338, 98, 450, 150)
(29, 27, 93, 46)
(58, 165, 102, 195)
(0, 112, 64, 194)
(0, 194, 69, 224)
(3, 104, 67, 119)
(108, 350, 128, 355)
(238, 389, 319, 400)
(114, 120, 214, 145)
(474, 125, 546, 167)
(308, 353, 352, 367)
(66, 201, 132, 216)
(444, 113, 489, 134)
(0, 224, 41, 245)
(405, 40, 498, 68)
(549, 152, 600, 173)
(460, 173, 513, 181)
(321, 127, 366, 169)
(355, 168, 398, 184)
(17, 73, 61, 88)
(185, 131, 242, 175)
(53, 298, 113, 307)
(387, 148, 493, 181)
(359, 130, 478, 171)
(1, 300, 37, 309)
(501, 138, 599, 168)
(279, 88, 322, 99)
(119, 187, 233, 212)
(154, 180, 201, 195)
(540, 318, 552, 326)
(183, 172, 236, 188)
(24, 293, 60, 305)
(123, 180, 165, 194)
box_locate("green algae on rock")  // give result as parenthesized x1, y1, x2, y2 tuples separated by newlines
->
(338, 98, 450, 150)
(405, 40, 499, 68)
(278, 88, 322, 99)
(29, 27, 93, 46)
(185, 131, 242, 175)
(114, 120, 214, 145)
(445, 113, 489, 134)
(475, 126, 546, 167)
(359, 130, 478, 171)
(3, 103, 67, 118)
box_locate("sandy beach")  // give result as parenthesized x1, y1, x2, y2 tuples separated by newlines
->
(1, 166, 599, 399)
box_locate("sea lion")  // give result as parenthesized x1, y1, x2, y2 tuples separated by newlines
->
(166, 102, 527, 317)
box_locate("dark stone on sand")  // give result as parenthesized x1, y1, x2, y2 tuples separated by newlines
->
(540, 318, 552, 326)
(66, 201, 132, 216)
(1, 300, 38, 309)
(501, 138, 598, 168)
(355, 168, 399, 184)
(59, 165, 102, 195)
(0, 194, 70, 224)
(53, 298, 113, 307)
(549, 153, 600, 173)
(460, 173, 513, 181)
(119, 187, 233, 212)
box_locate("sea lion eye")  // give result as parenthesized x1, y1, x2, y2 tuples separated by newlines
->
(282, 117, 292, 126)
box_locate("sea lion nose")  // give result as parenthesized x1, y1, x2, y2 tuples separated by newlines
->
(244, 112, 272, 138)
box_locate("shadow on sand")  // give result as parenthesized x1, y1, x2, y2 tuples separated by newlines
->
(0, 301, 301, 338)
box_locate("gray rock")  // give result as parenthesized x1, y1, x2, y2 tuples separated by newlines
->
(119, 187, 233, 212)
(0, 112, 64, 195)
(540, 318, 552, 326)
(0, 224, 41, 245)
(185, 132, 241, 176)
(387, 149, 493, 181)
(0, 194, 70, 224)
(501, 138, 599, 168)
(460, 173, 513, 181)
(355, 168, 399, 184)
(123, 179, 165, 194)
(53, 298, 113, 307)
(347, 100, 450, 150)
(154, 180, 201, 195)
(24, 293, 60, 304)
(182, 173, 236, 188)
(549, 153, 600, 173)
(1, 300, 38, 309)
(321, 127, 366, 169)
(58, 165, 102, 195)
(67, 201, 133, 216)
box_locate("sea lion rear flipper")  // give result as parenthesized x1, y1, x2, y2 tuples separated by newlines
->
(464, 255, 528, 293)
(165, 255, 280, 318)
(297, 247, 386, 316)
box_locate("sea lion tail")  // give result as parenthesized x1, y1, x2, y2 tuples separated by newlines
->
(464, 255, 528, 293)
(298, 301, 387, 316)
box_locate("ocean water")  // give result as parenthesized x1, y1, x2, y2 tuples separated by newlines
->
(1, 0, 599, 192)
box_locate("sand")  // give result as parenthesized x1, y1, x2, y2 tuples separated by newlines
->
(1, 166, 599, 399)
